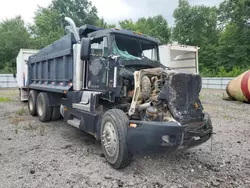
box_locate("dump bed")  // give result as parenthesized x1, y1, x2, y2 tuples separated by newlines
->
(28, 34, 76, 93)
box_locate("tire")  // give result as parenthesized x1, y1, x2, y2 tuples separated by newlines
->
(60, 105, 65, 118)
(51, 106, 61, 121)
(28, 90, 38, 116)
(36, 92, 52, 122)
(101, 109, 133, 169)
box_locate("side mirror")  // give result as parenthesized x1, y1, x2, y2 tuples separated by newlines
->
(81, 38, 91, 61)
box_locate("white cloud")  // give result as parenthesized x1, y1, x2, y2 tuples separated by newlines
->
(90, 0, 133, 24)
(91, 0, 223, 25)
(0, 0, 51, 23)
(0, 0, 223, 25)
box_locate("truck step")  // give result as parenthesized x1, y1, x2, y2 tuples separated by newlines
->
(67, 118, 80, 128)
(72, 103, 90, 111)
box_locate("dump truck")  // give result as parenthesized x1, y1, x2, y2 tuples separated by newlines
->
(22, 17, 213, 169)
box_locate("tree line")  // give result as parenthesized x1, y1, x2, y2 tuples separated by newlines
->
(0, 0, 249, 77)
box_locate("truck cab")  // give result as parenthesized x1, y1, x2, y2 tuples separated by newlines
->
(76, 24, 163, 91)
(25, 18, 213, 169)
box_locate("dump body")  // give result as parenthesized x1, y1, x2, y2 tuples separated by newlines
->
(159, 44, 199, 74)
(28, 34, 75, 93)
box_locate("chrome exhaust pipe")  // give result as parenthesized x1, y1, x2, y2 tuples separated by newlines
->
(65, 17, 80, 42)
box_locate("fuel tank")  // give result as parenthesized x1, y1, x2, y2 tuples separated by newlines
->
(226, 70, 250, 103)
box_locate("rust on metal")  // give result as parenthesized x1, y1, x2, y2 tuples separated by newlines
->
(226, 70, 250, 103)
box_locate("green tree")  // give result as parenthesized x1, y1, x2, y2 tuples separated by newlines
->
(30, 7, 64, 49)
(218, 0, 250, 26)
(119, 15, 171, 44)
(119, 19, 136, 31)
(51, 0, 99, 26)
(30, 0, 101, 48)
(0, 16, 31, 73)
(96, 17, 116, 28)
(137, 16, 171, 44)
(172, 0, 220, 74)
(217, 0, 250, 71)
(172, 0, 218, 46)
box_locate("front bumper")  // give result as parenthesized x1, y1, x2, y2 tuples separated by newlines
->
(126, 114, 213, 153)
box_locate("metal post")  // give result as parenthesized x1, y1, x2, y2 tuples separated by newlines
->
(196, 50, 199, 74)
(63, 56, 66, 86)
(54, 59, 56, 86)
(7, 75, 9, 88)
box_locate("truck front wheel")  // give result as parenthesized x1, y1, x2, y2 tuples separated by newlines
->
(101, 109, 133, 169)
(36, 92, 52, 122)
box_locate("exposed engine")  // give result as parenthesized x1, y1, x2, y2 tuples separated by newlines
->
(120, 67, 204, 125)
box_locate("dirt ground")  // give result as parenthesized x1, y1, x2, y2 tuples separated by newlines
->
(0, 88, 249, 188)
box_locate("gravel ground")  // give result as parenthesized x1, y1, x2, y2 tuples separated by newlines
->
(0, 88, 249, 188)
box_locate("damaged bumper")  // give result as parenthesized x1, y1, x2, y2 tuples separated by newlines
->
(127, 113, 213, 154)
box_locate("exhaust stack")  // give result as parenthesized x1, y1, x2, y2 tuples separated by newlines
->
(65, 17, 80, 42)
(65, 17, 82, 91)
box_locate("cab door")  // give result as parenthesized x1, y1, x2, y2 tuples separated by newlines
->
(86, 37, 109, 90)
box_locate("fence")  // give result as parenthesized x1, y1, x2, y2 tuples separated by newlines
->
(0, 74, 17, 88)
(202, 77, 233, 90)
(0, 74, 234, 90)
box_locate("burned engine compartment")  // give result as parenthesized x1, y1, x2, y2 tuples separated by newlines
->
(118, 67, 204, 125)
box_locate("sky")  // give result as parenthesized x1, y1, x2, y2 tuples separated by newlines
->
(0, 0, 223, 25)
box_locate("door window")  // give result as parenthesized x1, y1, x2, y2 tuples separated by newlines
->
(91, 37, 108, 57)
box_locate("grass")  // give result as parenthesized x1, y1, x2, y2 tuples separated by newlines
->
(16, 107, 25, 116)
(23, 123, 38, 131)
(40, 124, 46, 136)
(0, 97, 11, 103)
(0, 89, 18, 96)
(199, 95, 204, 100)
(8, 115, 25, 134)
(9, 115, 24, 125)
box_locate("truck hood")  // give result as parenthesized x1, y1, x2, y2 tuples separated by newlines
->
(118, 58, 166, 79)
(118, 58, 164, 69)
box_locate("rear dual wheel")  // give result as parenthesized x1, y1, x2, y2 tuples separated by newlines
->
(51, 106, 61, 121)
(37, 92, 52, 122)
(28, 90, 38, 116)
(28, 90, 61, 122)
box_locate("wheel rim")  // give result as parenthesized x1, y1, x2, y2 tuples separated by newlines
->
(28, 97, 33, 111)
(37, 97, 43, 116)
(102, 121, 118, 157)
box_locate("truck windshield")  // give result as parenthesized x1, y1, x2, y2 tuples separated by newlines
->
(112, 34, 159, 61)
